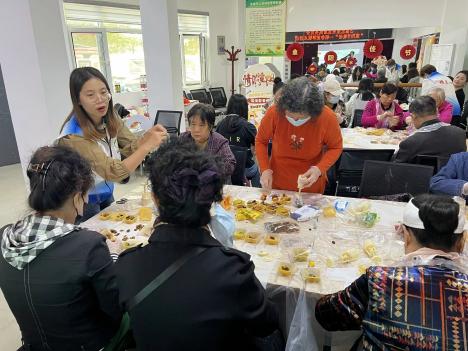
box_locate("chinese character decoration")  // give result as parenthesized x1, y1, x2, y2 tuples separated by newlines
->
(364, 39, 383, 59)
(399, 45, 416, 60)
(346, 57, 357, 68)
(224, 45, 242, 95)
(307, 63, 318, 75)
(324, 51, 337, 65)
(286, 43, 304, 62)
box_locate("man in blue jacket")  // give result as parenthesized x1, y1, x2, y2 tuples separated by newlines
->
(430, 152, 468, 196)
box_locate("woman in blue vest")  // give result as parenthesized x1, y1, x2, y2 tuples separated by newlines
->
(58, 67, 167, 221)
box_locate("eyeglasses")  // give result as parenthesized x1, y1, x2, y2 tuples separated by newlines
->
(84, 91, 112, 103)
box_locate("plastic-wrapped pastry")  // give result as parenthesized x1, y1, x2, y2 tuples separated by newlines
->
(111, 212, 126, 221)
(235, 208, 263, 222)
(340, 249, 360, 264)
(277, 263, 294, 277)
(264, 234, 280, 245)
(357, 212, 378, 228)
(291, 247, 309, 262)
(275, 206, 290, 217)
(221, 195, 232, 210)
(138, 207, 152, 221)
(363, 240, 377, 257)
(233, 199, 246, 208)
(264, 221, 300, 233)
(244, 232, 262, 244)
(233, 229, 246, 240)
(100, 229, 116, 242)
(99, 212, 111, 221)
(325, 257, 335, 267)
(323, 206, 336, 218)
(301, 267, 321, 283)
(246, 200, 259, 208)
(120, 237, 148, 251)
(123, 215, 137, 224)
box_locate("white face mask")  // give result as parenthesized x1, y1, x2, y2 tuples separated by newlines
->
(286, 116, 311, 127)
(327, 95, 340, 104)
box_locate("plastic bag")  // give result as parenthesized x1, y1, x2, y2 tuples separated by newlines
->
(209, 203, 234, 247)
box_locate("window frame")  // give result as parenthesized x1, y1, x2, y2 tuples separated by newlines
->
(180, 33, 208, 87)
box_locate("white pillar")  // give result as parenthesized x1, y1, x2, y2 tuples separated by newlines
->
(439, 0, 468, 75)
(140, 0, 184, 129)
(0, 0, 71, 177)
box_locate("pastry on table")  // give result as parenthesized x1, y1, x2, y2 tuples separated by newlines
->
(123, 215, 137, 224)
(291, 247, 309, 262)
(110, 212, 126, 221)
(340, 249, 360, 264)
(233, 199, 246, 209)
(264, 221, 299, 233)
(233, 229, 246, 240)
(363, 240, 377, 257)
(138, 207, 152, 221)
(275, 206, 290, 217)
(100, 229, 116, 242)
(221, 195, 232, 210)
(264, 234, 280, 245)
(99, 212, 111, 221)
(244, 232, 262, 244)
(301, 267, 321, 283)
(277, 263, 294, 277)
(120, 237, 148, 251)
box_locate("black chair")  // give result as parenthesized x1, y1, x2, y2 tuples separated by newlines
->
(359, 160, 434, 198)
(351, 109, 364, 128)
(414, 154, 450, 175)
(154, 110, 183, 136)
(183, 90, 193, 100)
(229, 145, 248, 186)
(190, 88, 212, 104)
(335, 149, 395, 197)
(209, 87, 227, 108)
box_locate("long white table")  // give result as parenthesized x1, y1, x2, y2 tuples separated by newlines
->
(341, 127, 409, 151)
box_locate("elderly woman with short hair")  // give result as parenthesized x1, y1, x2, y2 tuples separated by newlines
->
(255, 77, 343, 193)
(428, 87, 453, 124)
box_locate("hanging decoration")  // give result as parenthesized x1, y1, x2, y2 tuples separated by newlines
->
(399, 45, 416, 60)
(324, 51, 337, 65)
(363, 39, 383, 59)
(286, 43, 304, 61)
(346, 57, 357, 68)
(307, 63, 318, 75)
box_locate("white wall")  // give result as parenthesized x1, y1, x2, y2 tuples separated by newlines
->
(391, 27, 439, 65)
(286, 0, 445, 31)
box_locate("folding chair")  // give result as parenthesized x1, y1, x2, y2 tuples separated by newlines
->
(154, 110, 183, 136)
(190, 88, 212, 105)
(209, 87, 227, 115)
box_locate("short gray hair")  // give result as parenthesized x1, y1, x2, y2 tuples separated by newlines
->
(409, 96, 437, 118)
(428, 87, 446, 102)
(277, 77, 324, 118)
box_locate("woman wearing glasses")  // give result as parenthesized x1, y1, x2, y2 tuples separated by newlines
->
(58, 67, 168, 221)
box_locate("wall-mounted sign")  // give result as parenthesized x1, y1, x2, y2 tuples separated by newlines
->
(286, 28, 392, 43)
(245, 0, 286, 56)
(217, 36, 226, 55)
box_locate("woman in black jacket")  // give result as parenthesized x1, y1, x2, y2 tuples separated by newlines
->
(115, 138, 279, 351)
(0, 145, 122, 350)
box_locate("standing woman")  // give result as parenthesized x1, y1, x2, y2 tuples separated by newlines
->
(256, 77, 343, 193)
(58, 67, 168, 221)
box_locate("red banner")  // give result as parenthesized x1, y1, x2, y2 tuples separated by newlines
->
(286, 43, 304, 61)
(324, 51, 337, 65)
(364, 39, 383, 59)
(400, 45, 416, 60)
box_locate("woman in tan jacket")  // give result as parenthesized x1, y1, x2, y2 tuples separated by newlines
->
(58, 67, 167, 221)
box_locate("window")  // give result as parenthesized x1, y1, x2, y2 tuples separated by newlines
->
(64, 3, 145, 93)
(178, 13, 209, 87)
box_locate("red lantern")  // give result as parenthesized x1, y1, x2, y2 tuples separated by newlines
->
(364, 39, 383, 59)
(346, 57, 357, 68)
(324, 51, 337, 65)
(400, 45, 416, 60)
(307, 63, 318, 75)
(286, 43, 304, 61)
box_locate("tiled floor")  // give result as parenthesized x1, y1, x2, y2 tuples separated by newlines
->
(0, 163, 145, 350)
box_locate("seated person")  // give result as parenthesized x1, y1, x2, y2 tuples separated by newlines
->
(428, 87, 453, 124)
(0, 146, 122, 350)
(115, 138, 279, 351)
(362, 82, 405, 130)
(394, 96, 466, 163)
(323, 77, 346, 126)
(216, 94, 260, 187)
(430, 151, 468, 196)
(315, 194, 467, 350)
(345, 78, 375, 127)
(181, 103, 236, 179)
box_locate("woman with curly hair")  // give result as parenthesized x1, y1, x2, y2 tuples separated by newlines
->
(255, 77, 343, 193)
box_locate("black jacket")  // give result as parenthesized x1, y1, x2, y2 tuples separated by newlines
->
(394, 119, 467, 163)
(115, 224, 279, 351)
(216, 114, 257, 168)
(0, 228, 122, 351)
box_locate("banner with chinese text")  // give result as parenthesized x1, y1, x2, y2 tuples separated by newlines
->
(245, 0, 286, 56)
(243, 64, 274, 127)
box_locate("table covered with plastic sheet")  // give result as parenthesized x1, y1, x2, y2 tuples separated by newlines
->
(341, 127, 409, 151)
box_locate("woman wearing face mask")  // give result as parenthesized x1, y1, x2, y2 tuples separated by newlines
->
(181, 103, 236, 179)
(315, 194, 467, 350)
(255, 77, 343, 193)
(0, 146, 123, 350)
(58, 67, 168, 222)
(323, 78, 347, 126)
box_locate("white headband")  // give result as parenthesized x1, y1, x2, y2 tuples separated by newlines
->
(403, 198, 465, 234)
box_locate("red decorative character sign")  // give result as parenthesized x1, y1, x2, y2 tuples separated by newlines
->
(364, 39, 383, 59)
(400, 45, 416, 60)
(307, 63, 318, 75)
(286, 43, 304, 61)
(346, 57, 357, 68)
(324, 51, 337, 65)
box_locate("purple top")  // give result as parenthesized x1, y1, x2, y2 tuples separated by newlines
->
(180, 131, 236, 177)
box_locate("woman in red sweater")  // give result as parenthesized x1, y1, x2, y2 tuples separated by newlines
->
(255, 77, 343, 194)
